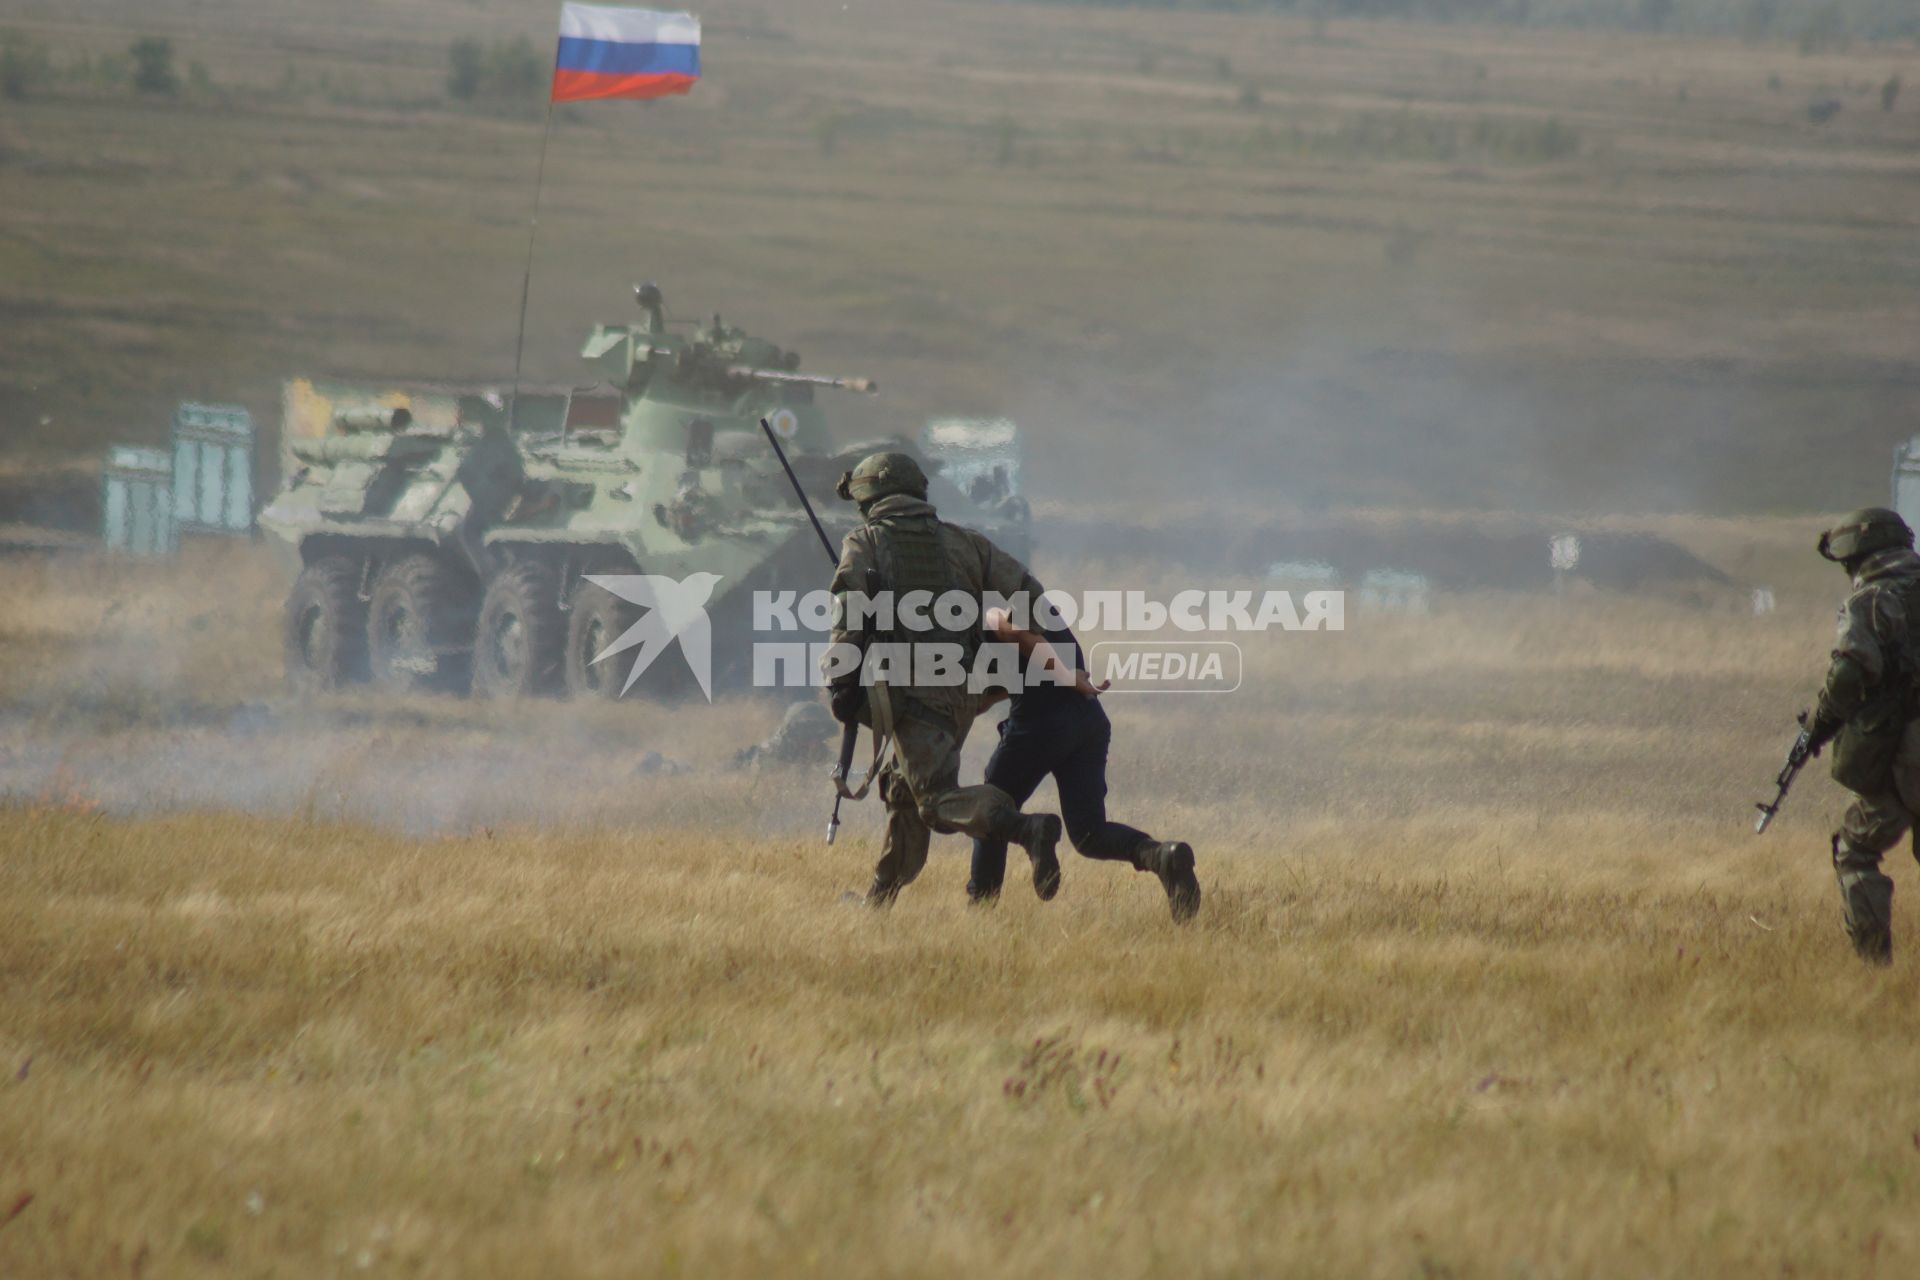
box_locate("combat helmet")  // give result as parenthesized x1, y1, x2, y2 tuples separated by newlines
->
(836, 451, 928, 506)
(1818, 508, 1914, 564)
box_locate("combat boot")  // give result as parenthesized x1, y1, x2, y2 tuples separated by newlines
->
(1834, 836, 1894, 966)
(1013, 814, 1063, 902)
(1135, 841, 1201, 923)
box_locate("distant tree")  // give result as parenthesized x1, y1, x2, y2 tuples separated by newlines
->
(130, 36, 177, 95)
(94, 51, 131, 88)
(989, 115, 1019, 166)
(1741, 0, 1778, 42)
(812, 110, 846, 157)
(1882, 73, 1902, 112)
(1636, 0, 1675, 32)
(447, 38, 483, 100)
(485, 36, 542, 100)
(0, 29, 52, 100)
(1797, 4, 1845, 56)
(444, 35, 544, 108)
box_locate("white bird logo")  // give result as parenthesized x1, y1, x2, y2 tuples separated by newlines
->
(584, 572, 724, 700)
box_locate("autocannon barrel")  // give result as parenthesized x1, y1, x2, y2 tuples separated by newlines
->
(333, 408, 414, 433)
(725, 366, 878, 394)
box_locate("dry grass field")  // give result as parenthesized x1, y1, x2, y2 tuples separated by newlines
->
(2, 524, 1916, 1277)
(5, 0, 1920, 1273)
(5, 805, 1916, 1279)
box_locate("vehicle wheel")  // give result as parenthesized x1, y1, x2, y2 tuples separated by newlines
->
(565, 576, 639, 701)
(366, 554, 476, 694)
(284, 557, 368, 694)
(472, 562, 564, 698)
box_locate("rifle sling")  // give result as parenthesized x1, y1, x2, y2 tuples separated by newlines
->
(835, 679, 895, 802)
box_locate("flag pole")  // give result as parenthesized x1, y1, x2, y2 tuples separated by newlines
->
(507, 94, 559, 438)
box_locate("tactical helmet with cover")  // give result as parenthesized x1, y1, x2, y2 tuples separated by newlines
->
(1818, 508, 1914, 564)
(837, 452, 928, 507)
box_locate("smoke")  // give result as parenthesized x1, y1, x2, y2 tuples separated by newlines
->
(0, 542, 837, 836)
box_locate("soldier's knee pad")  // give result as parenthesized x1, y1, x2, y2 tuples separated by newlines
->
(1841, 795, 1911, 853)
(1833, 833, 1886, 874)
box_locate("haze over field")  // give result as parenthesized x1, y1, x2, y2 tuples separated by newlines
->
(1, 0, 1917, 511)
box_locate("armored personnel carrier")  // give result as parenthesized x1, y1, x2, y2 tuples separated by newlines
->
(258, 285, 1029, 700)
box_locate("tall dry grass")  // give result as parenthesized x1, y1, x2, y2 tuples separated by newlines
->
(0, 802, 1913, 1278)
(0, 522, 1909, 1274)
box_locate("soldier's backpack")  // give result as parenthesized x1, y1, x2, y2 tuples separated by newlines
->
(1831, 572, 1920, 793)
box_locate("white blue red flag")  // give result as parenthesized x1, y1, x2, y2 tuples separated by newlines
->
(552, 4, 700, 103)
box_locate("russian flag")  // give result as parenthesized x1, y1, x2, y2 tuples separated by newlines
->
(553, 4, 700, 103)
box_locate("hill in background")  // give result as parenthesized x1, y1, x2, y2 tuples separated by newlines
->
(0, 0, 1916, 514)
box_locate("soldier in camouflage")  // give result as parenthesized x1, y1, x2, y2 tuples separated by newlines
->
(1805, 507, 1920, 965)
(824, 452, 1064, 907)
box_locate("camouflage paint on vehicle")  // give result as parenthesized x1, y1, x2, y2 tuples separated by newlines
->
(258, 285, 1030, 700)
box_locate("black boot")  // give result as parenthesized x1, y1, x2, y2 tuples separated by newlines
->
(1015, 814, 1063, 902)
(1135, 841, 1200, 923)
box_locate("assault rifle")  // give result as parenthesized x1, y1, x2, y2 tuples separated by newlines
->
(1754, 711, 1815, 835)
(757, 417, 859, 844)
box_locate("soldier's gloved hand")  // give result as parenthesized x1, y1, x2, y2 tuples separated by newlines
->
(1806, 708, 1843, 757)
(830, 682, 867, 726)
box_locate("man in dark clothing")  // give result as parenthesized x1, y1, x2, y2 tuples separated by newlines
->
(966, 610, 1200, 922)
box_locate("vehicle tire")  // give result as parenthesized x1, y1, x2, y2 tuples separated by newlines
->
(284, 557, 368, 694)
(565, 575, 639, 701)
(472, 561, 565, 698)
(366, 554, 476, 694)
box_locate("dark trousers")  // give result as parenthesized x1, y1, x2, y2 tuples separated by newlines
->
(967, 696, 1152, 900)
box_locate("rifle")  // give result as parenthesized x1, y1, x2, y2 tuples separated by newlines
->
(757, 417, 861, 844)
(1754, 711, 1815, 835)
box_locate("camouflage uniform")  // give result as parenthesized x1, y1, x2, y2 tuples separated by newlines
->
(1806, 510, 1920, 964)
(825, 455, 1062, 906)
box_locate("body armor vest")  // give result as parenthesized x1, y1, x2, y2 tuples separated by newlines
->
(868, 512, 981, 681)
